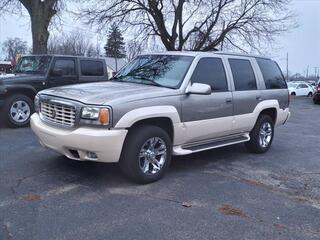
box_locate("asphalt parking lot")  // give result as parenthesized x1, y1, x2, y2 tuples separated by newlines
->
(0, 97, 320, 240)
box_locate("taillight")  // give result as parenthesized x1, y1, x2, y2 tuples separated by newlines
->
(317, 86, 320, 92)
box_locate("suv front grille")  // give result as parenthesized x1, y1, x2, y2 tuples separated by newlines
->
(40, 102, 76, 127)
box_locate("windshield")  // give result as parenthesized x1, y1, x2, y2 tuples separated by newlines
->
(15, 56, 52, 74)
(113, 55, 194, 89)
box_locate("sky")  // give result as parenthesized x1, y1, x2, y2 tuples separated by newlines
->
(0, 0, 319, 75)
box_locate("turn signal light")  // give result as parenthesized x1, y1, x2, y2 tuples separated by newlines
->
(99, 109, 109, 125)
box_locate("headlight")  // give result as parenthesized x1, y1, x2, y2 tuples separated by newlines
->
(34, 94, 40, 113)
(81, 107, 100, 120)
(81, 107, 110, 126)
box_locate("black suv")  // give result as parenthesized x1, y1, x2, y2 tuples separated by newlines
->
(0, 55, 108, 127)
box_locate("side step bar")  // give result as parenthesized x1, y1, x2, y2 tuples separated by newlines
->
(172, 133, 250, 155)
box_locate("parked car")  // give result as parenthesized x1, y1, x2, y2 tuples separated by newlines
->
(287, 82, 314, 97)
(31, 52, 290, 183)
(313, 82, 320, 104)
(0, 55, 108, 127)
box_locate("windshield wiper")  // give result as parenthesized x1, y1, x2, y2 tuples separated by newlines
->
(131, 76, 166, 88)
(110, 76, 125, 81)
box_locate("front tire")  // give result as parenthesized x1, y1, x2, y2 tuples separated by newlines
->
(245, 115, 274, 154)
(120, 125, 172, 183)
(3, 94, 34, 128)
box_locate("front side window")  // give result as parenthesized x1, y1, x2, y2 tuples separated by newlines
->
(190, 58, 228, 92)
(256, 58, 287, 89)
(15, 56, 52, 75)
(114, 55, 194, 89)
(53, 59, 75, 76)
(80, 60, 104, 76)
(229, 59, 257, 91)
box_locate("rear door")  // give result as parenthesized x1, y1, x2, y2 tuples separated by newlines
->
(226, 57, 261, 133)
(78, 59, 108, 83)
(181, 57, 233, 143)
(48, 57, 78, 87)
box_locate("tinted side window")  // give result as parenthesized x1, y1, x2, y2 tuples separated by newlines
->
(229, 59, 257, 91)
(80, 60, 104, 76)
(53, 59, 75, 76)
(256, 58, 287, 89)
(190, 58, 228, 92)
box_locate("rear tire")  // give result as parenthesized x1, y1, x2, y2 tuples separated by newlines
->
(307, 92, 313, 97)
(120, 125, 172, 184)
(245, 115, 274, 154)
(290, 92, 296, 96)
(3, 94, 34, 128)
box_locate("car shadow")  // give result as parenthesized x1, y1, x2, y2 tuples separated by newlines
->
(48, 143, 249, 187)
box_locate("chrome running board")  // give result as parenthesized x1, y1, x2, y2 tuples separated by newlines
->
(172, 133, 250, 155)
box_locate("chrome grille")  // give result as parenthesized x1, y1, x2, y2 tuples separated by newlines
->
(40, 101, 76, 127)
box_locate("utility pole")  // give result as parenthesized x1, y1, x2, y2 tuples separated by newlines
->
(286, 52, 289, 81)
(306, 65, 309, 79)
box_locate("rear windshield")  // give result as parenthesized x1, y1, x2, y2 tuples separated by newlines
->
(256, 58, 287, 89)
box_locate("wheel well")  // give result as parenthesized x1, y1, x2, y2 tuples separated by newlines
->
(129, 117, 174, 141)
(6, 89, 36, 101)
(259, 108, 277, 123)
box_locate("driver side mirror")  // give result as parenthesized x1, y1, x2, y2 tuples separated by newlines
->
(51, 69, 63, 77)
(186, 83, 211, 95)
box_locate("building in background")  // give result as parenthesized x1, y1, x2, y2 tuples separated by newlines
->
(104, 57, 126, 78)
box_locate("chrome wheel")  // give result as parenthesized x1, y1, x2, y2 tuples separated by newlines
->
(10, 100, 31, 123)
(139, 137, 167, 175)
(259, 122, 272, 148)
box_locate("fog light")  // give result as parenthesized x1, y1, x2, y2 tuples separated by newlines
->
(87, 151, 98, 159)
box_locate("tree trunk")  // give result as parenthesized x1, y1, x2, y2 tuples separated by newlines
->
(20, 0, 57, 54)
(31, 14, 50, 54)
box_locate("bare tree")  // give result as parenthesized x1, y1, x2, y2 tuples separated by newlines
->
(48, 31, 98, 57)
(82, 0, 295, 53)
(1, 0, 63, 54)
(2, 37, 28, 61)
(126, 39, 144, 61)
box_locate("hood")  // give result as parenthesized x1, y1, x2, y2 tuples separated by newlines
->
(287, 87, 295, 91)
(40, 81, 180, 105)
(0, 74, 45, 85)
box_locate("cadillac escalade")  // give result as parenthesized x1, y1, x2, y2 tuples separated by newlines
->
(30, 52, 290, 183)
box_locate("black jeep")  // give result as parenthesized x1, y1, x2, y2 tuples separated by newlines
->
(0, 55, 108, 127)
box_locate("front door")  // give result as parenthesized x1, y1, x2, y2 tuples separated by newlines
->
(181, 57, 233, 144)
(49, 58, 78, 87)
(296, 83, 309, 96)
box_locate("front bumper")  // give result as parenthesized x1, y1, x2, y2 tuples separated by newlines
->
(30, 113, 128, 162)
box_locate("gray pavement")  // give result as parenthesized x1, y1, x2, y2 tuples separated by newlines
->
(0, 97, 320, 240)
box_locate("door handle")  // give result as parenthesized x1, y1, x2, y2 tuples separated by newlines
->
(226, 98, 233, 103)
(256, 96, 262, 101)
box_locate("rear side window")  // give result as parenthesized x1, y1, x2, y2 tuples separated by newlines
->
(190, 58, 228, 92)
(53, 59, 75, 75)
(229, 59, 257, 91)
(80, 60, 104, 76)
(256, 58, 287, 89)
